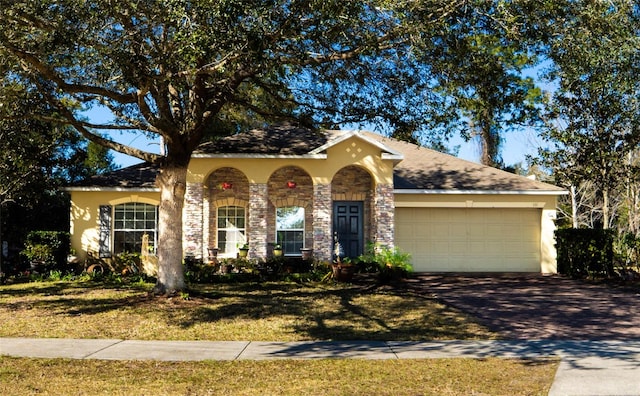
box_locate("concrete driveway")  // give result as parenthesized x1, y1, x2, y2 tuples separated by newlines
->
(406, 274, 640, 340)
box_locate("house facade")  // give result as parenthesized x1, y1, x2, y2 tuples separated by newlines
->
(67, 125, 566, 273)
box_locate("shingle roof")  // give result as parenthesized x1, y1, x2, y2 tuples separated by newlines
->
(362, 132, 565, 192)
(72, 125, 564, 193)
(194, 124, 339, 155)
(69, 162, 159, 189)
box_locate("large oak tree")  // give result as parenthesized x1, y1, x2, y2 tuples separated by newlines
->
(0, 0, 549, 293)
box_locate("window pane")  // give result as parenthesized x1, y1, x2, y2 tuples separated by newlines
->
(113, 203, 158, 254)
(217, 206, 246, 256)
(279, 231, 304, 255)
(276, 207, 304, 230)
(276, 207, 304, 255)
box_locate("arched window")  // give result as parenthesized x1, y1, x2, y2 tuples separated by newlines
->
(217, 206, 246, 256)
(276, 206, 304, 255)
(113, 203, 158, 254)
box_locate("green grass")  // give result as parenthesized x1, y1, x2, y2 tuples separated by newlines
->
(0, 356, 558, 395)
(0, 279, 495, 341)
(0, 279, 559, 394)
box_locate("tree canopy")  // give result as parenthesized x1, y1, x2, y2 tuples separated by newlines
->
(539, 0, 640, 230)
(0, 0, 567, 292)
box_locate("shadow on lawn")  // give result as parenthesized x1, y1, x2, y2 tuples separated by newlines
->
(180, 281, 490, 340)
(1, 278, 493, 340)
(1, 280, 154, 316)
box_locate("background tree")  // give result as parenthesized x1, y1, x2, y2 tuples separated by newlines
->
(539, 0, 640, 230)
(423, 3, 546, 167)
(0, 84, 114, 263)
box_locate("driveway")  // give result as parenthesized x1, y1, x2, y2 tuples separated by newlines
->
(406, 274, 640, 340)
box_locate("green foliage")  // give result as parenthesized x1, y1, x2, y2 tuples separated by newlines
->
(20, 231, 70, 271)
(556, 228, 615, 278)
(615, 232, 640, 269)
(184, 256, 326, 284)
(113, 252, 141, 274)
(538, 0, 640, 229)
(358, 243, 413, 283)
(0, 84, 116, 253)
(417, 2, 547, 166)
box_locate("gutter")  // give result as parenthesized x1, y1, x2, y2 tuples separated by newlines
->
(394, 189, 569, 196)
(63, 187, 160, 192)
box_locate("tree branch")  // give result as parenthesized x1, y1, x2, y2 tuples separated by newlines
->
(0, 39, 136, 104)
(38, 88, 163, 164)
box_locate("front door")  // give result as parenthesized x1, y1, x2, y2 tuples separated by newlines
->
(333, 201, 364, 259)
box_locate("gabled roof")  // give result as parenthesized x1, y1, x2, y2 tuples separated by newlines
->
(363, 132, 565, 194)
(69, 125, 565, 194)
(194, 124, 336, 156)
(193, 123, 402, 159)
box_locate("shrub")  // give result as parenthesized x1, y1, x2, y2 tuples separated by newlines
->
(615, 232, 640, 269)
(556, 228, 614, 278)
(20, 231, 70, 272)
(358, 243, 413, 283)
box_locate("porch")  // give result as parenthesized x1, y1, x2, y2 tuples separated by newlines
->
(182, 164, 394, 263)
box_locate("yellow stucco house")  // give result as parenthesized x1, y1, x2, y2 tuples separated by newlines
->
(67, 125, 567, 273)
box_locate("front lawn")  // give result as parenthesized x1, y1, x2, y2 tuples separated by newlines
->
(0, 356, 558, 396)
(0, 278, 558, 394)
(0, 278, 495, 341)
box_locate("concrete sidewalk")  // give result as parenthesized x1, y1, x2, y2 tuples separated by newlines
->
(2, 338, 640, 395)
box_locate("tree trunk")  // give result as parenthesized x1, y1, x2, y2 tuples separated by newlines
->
(153, 163, 188, 294)
(570, 185, 579, 228)
(602, 188, 610, 230)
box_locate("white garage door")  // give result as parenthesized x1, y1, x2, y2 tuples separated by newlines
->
(395, 208, 541, 272)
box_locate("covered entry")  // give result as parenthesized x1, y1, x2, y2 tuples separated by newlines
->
(333, 201, 364, 258)
(395, 207, 542, 272)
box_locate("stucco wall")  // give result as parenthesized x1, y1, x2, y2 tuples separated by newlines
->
(69, 190, 160, 262)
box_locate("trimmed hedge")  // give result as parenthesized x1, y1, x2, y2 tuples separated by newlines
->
(556, 228, 614, 278)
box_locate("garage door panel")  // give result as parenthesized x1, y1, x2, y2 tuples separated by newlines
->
(395, 208, 541, 272)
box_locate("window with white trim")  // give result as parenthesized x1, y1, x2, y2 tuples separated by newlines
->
(276, 206, 304, 255)
(217, 206, 246, 256)
(113, 203, 158, 254)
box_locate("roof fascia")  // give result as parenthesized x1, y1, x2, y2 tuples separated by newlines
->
(394, 189, 569, 196)
(191, 153, 327, 159)
(63, 187, 160, 192)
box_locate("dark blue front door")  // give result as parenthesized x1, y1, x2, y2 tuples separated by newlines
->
(333, 201, 364, 259)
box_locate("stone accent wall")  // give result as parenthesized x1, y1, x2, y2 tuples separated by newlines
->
(313, 183, 332, 262)
(187, 164, 392, 263)
(183, 182, 204, 258)
(374, 183, 395, 248)
(248, 183, 268, 260)
(332, 165, 374, 244)
(207, 168, 250, 252)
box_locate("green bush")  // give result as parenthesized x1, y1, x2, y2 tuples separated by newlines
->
(615, 232, 640, 268)
(556, 228, 614, 278)
(358, 243, 413, 283)
(21, 231, 70, 272)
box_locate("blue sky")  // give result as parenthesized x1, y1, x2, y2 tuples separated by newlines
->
(86, 106, 543, 169)
(104, 122, 543, 169)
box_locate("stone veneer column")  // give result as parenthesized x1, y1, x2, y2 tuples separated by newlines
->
(313, 183, 332, 262)
(248, 183, 268, 260)
(183, 182, 204, 259)
(374, 183, 395, 248)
